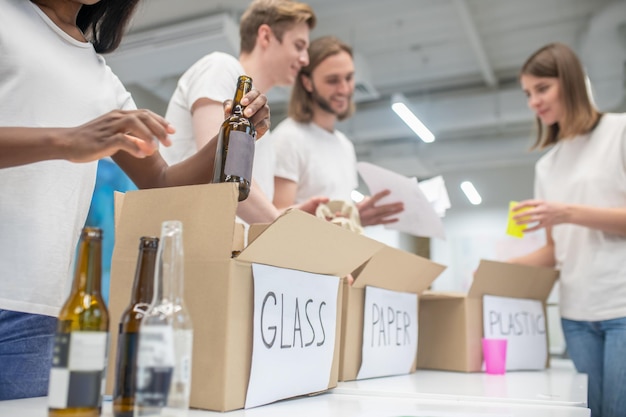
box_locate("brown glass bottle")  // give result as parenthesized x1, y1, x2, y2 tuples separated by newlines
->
(48, 227, 109, 417)
(212, 75, 256, 201)
(112, 237, 159, 417)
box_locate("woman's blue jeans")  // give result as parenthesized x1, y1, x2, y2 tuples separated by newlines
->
(561, 317, 626, 417)
(0, 309, 57, 400)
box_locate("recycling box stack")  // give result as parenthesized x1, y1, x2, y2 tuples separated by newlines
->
(106, 183, 446, 411)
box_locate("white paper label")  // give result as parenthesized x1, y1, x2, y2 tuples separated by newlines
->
(174, 329, 193, 384)
(48, 331, 108, 409)
(483, 295, 547, 370)
(357, 286, 418, 380)
(137, 325, 175, 367)
(245, 264, 339, 409)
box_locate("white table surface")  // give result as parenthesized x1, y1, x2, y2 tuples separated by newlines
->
(334, 359, 587, 408)
(0, 393, 590, 417)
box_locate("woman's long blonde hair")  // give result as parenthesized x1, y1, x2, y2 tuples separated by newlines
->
(520, 43, 600, 149)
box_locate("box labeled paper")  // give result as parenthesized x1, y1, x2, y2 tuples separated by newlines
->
(338, 246, 445, 381)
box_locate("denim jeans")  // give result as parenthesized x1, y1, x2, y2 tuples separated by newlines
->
(561, 317, 626, 417)
(0, 309, 57, 400)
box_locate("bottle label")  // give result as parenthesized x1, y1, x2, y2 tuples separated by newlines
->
(174, 330, 193, 385)
(135, 326, 175, 408)
(224, 130, 255, 181)
(114, 331, 139, 399)
(48, 331, 108, 409)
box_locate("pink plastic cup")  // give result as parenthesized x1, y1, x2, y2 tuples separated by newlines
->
(482, 338, 507, 374)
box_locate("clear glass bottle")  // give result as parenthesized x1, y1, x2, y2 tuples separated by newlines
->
(212, 75, 256, 201)
(48, 227, 109, 417)
(113, 236, 159, 417)
(134, 221, 193, 417)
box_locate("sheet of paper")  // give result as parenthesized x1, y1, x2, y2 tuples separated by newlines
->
(357, 162, 446, 239)
(245, 264, 340, 409)
(357, 286, 418, 380)
(483, 294, 548, 370)
(418, 175, 451, 217)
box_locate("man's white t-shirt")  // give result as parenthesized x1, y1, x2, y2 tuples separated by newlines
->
(273, 117, 358, 203)
(162, 52, 275, 199)
(0, 0, 135, 316)
(535, 113, 626, 321)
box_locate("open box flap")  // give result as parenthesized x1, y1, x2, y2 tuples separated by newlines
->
(238, 209, 383, 277)
(114, 183, 238, 262)
(468, 259, 559, 301)
(351, 246, 446, 293)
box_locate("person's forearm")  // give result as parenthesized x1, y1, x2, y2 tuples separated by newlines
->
(114, 135, 218, 189)
(508, 244, 556, 268)
(566, 204, 626, 235)
(236, 181, 280, 224)
(0, 127, 67, 168)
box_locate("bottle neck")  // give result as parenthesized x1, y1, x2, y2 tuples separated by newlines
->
(71, 232, 103, 297)
(153, 222, 185, 306)
(131, 247, 157, 305)
(232, 76, 253, 116)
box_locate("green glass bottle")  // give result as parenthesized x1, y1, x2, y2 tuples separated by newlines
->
(48, 227, 109, 417)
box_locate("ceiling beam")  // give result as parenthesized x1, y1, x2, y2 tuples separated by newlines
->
(452, 0, 498, 88)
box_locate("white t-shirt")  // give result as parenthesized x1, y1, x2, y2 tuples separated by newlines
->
(535, 113, 626, 321)
(0, 0, 135, 317)
(273, 118, 358, 203)
(162, 52, 275, 199)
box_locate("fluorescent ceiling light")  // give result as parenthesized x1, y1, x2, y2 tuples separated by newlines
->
(391, 94, 435, 143)
(460, 181, 482, 205)
(351, 190, 365, 203)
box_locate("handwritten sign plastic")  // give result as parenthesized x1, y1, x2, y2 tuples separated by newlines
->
(245, 264, 340, 408)
(357, 286, 418, 380)
(483, 294, 547, 370)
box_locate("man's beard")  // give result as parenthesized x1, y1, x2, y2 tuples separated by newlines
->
(310, 85, 352, 119)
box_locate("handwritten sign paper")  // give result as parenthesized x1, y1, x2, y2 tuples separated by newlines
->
(245, 264, 340, 409)
(357, 162, 446, 239)
(357, 286, 418, 380)
(483, 295, 547, 370)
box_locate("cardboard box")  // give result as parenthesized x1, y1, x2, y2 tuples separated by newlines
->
(338, 246, 445, 381)
(416, 259, 558, 372)
(106, 183, 388, 411)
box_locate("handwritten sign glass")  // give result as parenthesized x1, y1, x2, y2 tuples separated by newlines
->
(245, 263, 339, 408)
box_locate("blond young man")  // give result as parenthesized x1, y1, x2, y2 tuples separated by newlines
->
(162, 0, 326, 223)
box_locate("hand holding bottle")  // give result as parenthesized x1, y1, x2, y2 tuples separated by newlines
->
(214, 76, 259, 201)
(222, 88, 270, 140)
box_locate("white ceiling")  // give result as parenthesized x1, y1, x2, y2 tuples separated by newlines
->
(106, 0, 626, 211)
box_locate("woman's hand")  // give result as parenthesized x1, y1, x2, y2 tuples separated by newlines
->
(223, 89, 271, 139)
(512, 199, 569, 232)
(63, 109, 175, 162)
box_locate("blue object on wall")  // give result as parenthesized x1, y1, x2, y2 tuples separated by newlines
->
(85, 159, 137, 305)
